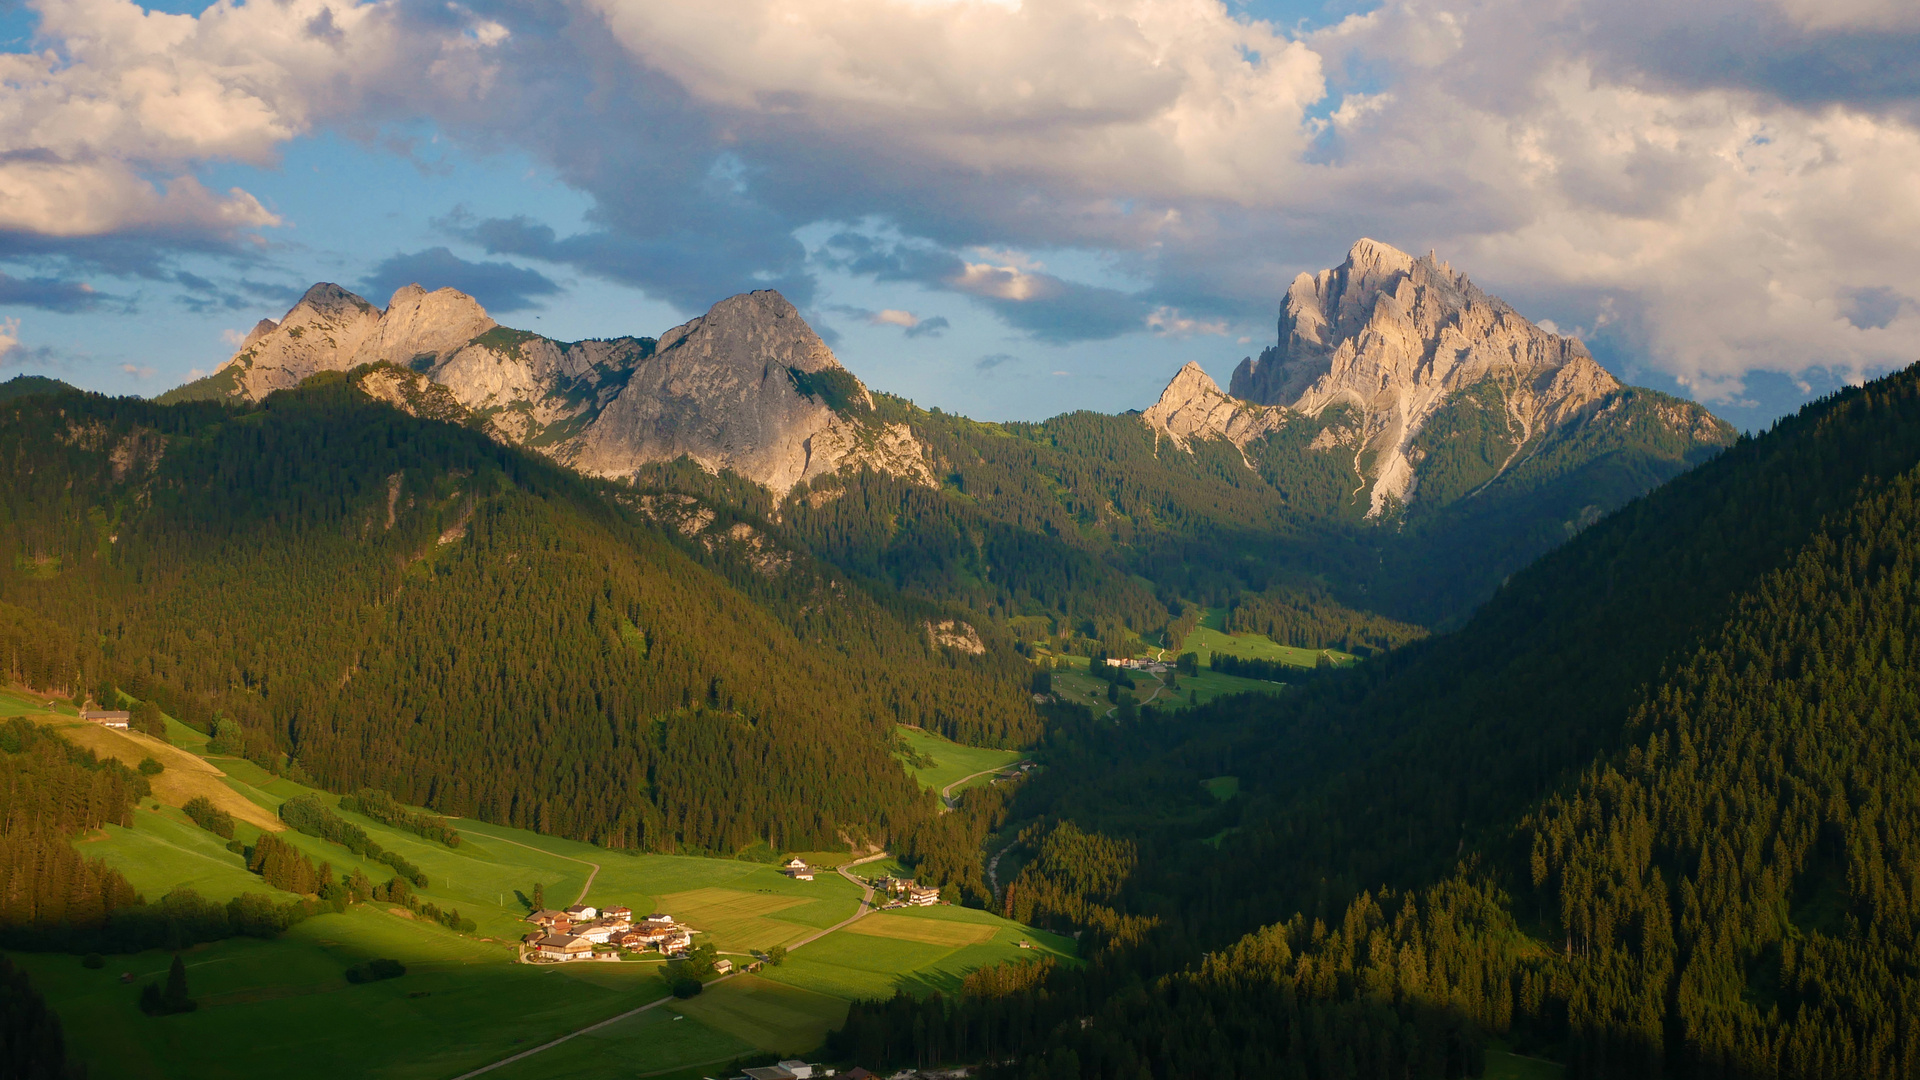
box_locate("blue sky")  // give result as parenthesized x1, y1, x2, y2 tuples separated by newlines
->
(1, 0, 1915, 428)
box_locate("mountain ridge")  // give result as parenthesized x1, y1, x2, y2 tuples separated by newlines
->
(163, 284, 934, 497)
(1174, 238, 1694, 516)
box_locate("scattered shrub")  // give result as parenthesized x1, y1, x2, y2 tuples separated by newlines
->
(344, 958, 406, 984)
(182, 796, 234, 839)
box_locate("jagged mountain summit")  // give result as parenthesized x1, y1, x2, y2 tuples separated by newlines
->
(1145, 238, 1731, 516)
(164, 285, 932, 495)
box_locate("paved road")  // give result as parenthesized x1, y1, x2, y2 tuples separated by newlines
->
(449, 850, 893, 1080)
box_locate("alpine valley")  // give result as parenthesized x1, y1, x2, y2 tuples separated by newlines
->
(27, 238, 1911, 1080)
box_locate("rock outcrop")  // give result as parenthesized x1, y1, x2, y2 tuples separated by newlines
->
(1149, 238, 1730, 516)
(179, 285, 933, 497)
(1141, 361, 1287, 450)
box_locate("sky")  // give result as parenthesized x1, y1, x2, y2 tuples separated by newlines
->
(0, 0, 1915, 428)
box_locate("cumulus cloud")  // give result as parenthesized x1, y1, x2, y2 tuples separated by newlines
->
(0, 318, 17, 360)
(0, 0, 507, 250)
(0, 272, 101, 312)
(361, 247, 561, 313)
(8, 0, 1920, 408)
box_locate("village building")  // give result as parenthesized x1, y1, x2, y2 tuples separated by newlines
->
(534, 934, 593, 962)
(601, 905, 633, 921)
(575, 922, 616, 945)
(563, 904, 597, 920)
(906, 884, 940, 906)
(712, 958, 733, 975)
(643, 912, 674, 925)
(780, 857, 814, 881)
(734, 1061, 819, 1080)
(525, 908, 570, 930)
(80, 710, 130, 729)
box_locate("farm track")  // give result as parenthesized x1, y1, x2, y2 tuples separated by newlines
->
(452, 850, 893, 1080)
(480, 833, 600, 906)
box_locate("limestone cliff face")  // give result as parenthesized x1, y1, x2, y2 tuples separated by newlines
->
(1141, 361, 1288, 450)
(1151, 238, 1729, 516)
(186, 285, 932, 497)
(223, 283, 382, 399)
(566, 291, 923, 495)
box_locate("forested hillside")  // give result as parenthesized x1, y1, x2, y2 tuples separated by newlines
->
(836, 362, 1920, 1079)
(0, 376, 1027, 859)
(759, 385, 1727, 660)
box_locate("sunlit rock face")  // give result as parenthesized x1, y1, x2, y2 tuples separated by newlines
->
(199, 286, 932, 497)
(1228, 238, 1623, 515)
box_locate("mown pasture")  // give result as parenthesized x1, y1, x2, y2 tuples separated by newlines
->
(14, 716, 1073, 1080)
(896, 725, 1025, 794)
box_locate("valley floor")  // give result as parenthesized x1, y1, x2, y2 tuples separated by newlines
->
(7, 703, 1072, 1080)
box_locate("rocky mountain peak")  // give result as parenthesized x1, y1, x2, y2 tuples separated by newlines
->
(171, 283, 931, 498)
(1225, 238, 1624, 515)
(1142, 361, 1287, 450)
(356, 284, 496, 369)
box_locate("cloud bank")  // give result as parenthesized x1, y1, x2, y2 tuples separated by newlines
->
(1, 0, 1917, 408)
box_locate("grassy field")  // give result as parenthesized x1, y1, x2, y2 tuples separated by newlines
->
(1046, 654, 1287, 711)
(11, 905, 683, 1080)
(1486, 1047, 1567, 1079)
(1180, 607, 1356, 667)
(16, 709, 1072, 1080)
(761, 904, 1073, 1001)
(897, 726, 1026, 794)
(1201, 776, 1240, 801)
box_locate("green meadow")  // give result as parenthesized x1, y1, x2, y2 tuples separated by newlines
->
(1047, 653, 1288, 711)
(14, 719, 1073, 1080)
(1180, 607, 1357, 667)
(897, 725, 1026, 794)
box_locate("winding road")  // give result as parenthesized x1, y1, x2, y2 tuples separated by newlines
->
(940, 764, 1025, 809)
(450, 850, 893, 1080)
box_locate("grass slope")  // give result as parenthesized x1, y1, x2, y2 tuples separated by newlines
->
(18, 735, 1074, 1079)
(897, 726, 1026, 794)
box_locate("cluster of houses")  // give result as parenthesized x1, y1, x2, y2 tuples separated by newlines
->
(732, 1061, 868, 1080)
(1104, 657, 1170, 673)
(523, 904, 699, 963)
(872, 876, 942, 907)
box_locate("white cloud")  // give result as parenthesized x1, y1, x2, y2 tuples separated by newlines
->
(1146, 305, 1228, 337)
(119, 362, 155, 378)
(870, 308, 920, 328)
(8, 0, 1920, 409)
(0, 0, 507, 240)
(0, 318, 18, 360)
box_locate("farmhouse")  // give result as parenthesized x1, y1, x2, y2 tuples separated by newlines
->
(734, 1061, 820, 1080)
(534, 934, 593, 962)
(712, 958, 733, 975)
(906, 884, 940, 906)
(781, 857, 814, 881)
(80, 710, 129, 729)
(643, 912, 674, 925)
(524, 909, 572, 933)
(602, 905, 633, 921)
(563, 904, 597, 920)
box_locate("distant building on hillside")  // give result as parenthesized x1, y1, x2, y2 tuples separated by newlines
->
(906, 884, 940, 906)
(712, 958, 733, 975)
(782, 857, 814, 881)
(80, 710, 129, 729)
(735, 1061, 820, 1080)
(533, 934, 592, 962)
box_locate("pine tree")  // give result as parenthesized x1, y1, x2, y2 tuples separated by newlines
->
(162, 955, 193, 1014)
